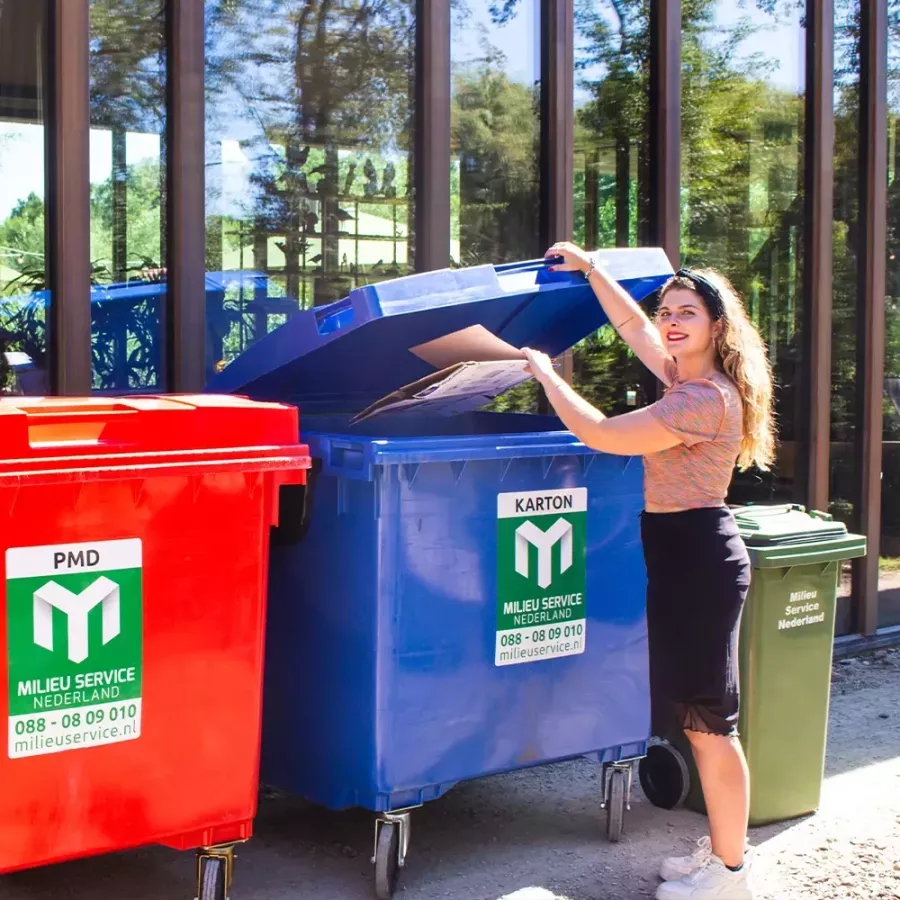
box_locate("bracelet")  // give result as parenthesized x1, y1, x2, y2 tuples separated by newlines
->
(584, 255, 596, 280)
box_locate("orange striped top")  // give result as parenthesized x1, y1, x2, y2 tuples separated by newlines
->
(644, 370, 743, 513)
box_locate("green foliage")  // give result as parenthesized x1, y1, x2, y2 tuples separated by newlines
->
(0, 157, 167, 391)
(451, 65, 541, 266)
(88, 0, 166, 134)
(205, 0, 415, 307)
(90, 157, 163, 273)
(0, 194, 45, 275)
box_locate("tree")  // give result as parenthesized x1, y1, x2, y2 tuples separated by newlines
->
(89, 0, 166, 136)
(574, 0, 650, 250)
(90, 157, 164, 273)
(205, 0, 415, 306)
(451, 67, 540, 265)
(0, 193, 46, 277)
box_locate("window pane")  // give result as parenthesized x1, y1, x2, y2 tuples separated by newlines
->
(879, 13, 900, 628)
(571, 0, 651, 416)
(89, 0, 168, 392)
(0, 2, 50, 396)
(205, 0, 415, 377)
(832, 0, 861, 627)
(451, 0, 540, 267)
(682, 0, 806, 506)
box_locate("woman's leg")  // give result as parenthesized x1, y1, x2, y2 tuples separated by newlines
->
(685, 729, 750, 868)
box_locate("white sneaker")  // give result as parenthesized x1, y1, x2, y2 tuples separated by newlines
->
(659, 837, 752, 882)
(655, 854, 753, 900)
(659, 836, 713, 881)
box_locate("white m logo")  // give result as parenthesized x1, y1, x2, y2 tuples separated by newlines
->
(515, 518, 573, 589)
(33, 577, 121, 664)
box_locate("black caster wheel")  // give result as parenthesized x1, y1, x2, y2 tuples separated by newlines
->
(605, 768, 627, 843)
(639, 741, 690, 810)
(374, 821, 400, 900)
(198, 855, 227, 900)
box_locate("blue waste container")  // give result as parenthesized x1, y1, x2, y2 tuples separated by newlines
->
(208, 251, 673, 899)
(2, 270, 272, 393)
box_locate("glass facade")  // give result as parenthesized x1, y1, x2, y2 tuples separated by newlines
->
(204, 0, 415, 376)
(9, 1, 900, 639)
(570, 0, 651, 416)
(449, 0, 541, 414)
(450, 0, 540, 268)
(880, 10, 900, 628)
(0, 1, 50, 396)
(832, 0, 862, 622)
(89, 0, 168, 391)
(682, 0, 806, 507)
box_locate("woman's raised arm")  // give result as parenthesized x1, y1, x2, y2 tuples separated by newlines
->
(547, 242, 673, 385)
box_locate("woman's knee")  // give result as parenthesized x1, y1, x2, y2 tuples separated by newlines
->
(684, 728, 739, 753)
(676, 701, 739, 739)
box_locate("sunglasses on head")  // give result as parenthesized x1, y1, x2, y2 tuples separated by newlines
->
(675, 268, 725, 320)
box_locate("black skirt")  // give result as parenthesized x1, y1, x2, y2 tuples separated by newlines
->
(641, 507, 751, 738)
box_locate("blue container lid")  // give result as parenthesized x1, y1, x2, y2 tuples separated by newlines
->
(207, 251, 673, 414)
(3, 270, 269, 314)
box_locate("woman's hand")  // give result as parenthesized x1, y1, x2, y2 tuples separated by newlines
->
(545, 242, 592, 274)
(522, 348, 558, 386)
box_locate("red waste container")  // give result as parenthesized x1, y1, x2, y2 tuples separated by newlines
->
(0, 395, 310, 900)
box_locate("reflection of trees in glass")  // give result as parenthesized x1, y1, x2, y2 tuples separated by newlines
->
(828, 0, 900, 532)
(90, 1, 166, 129)
(0, 193, 49, 377)
(451, 0, 540, 267)
(90, 0, 166, 281)
(91, 159, 164, 271)
(830, 0, 862, 522)
(205, 0, 414, 311)
(878, 4, 900, 564)
(680, 1, 806, 504)
(0, 1, 49, 393)
(450, 1, 540, 412)
(0, 194, 46, 277)
(570, 1, 650, 416)
(573, 0, 649, 251)
(89, 0, 167, 390)
(493, 1, 810, 425)
(452, 66, 540, 266)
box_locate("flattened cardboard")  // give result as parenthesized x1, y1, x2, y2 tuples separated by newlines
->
(350, 359, 532, 424)
(410, 325, 527, 368)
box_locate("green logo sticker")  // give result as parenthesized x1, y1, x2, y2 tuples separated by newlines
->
(496, 489, 587, 666)
(6, 539, 143, 758)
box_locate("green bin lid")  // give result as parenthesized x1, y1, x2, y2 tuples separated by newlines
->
(731, 504, 866, 568)
(732, 504, 847, 546)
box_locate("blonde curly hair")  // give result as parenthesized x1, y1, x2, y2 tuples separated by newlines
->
(659, 268, 776, 472)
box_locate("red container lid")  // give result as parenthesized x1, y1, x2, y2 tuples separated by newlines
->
(0, 395, 310, 476)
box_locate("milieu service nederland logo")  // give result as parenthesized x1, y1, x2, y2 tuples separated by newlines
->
(32, 577, 122, 665)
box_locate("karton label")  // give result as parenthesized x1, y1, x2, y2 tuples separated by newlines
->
(496, 489, 587, 666)
(5, 539, 143, 759)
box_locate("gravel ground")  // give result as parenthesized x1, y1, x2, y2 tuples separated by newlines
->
(0, 650, 897, 900)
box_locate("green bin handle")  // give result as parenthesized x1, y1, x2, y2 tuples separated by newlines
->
(733, 503, 833, 522)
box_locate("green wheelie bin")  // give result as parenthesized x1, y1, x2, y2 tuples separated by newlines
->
(638, 505, 866, 825)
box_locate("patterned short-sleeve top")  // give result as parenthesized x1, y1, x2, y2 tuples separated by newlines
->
(644, 369, 743, 513)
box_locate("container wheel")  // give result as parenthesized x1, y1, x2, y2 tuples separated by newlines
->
(639, 742, 690, 810)
(198, 855, 227, 900)
(374, 821, 400, 900)
(606, 768, 626, 843)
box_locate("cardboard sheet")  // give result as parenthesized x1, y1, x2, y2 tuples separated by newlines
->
(350, 324, 534, 425)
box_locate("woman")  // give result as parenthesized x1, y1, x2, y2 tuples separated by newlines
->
(522, 243, 775, 900)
